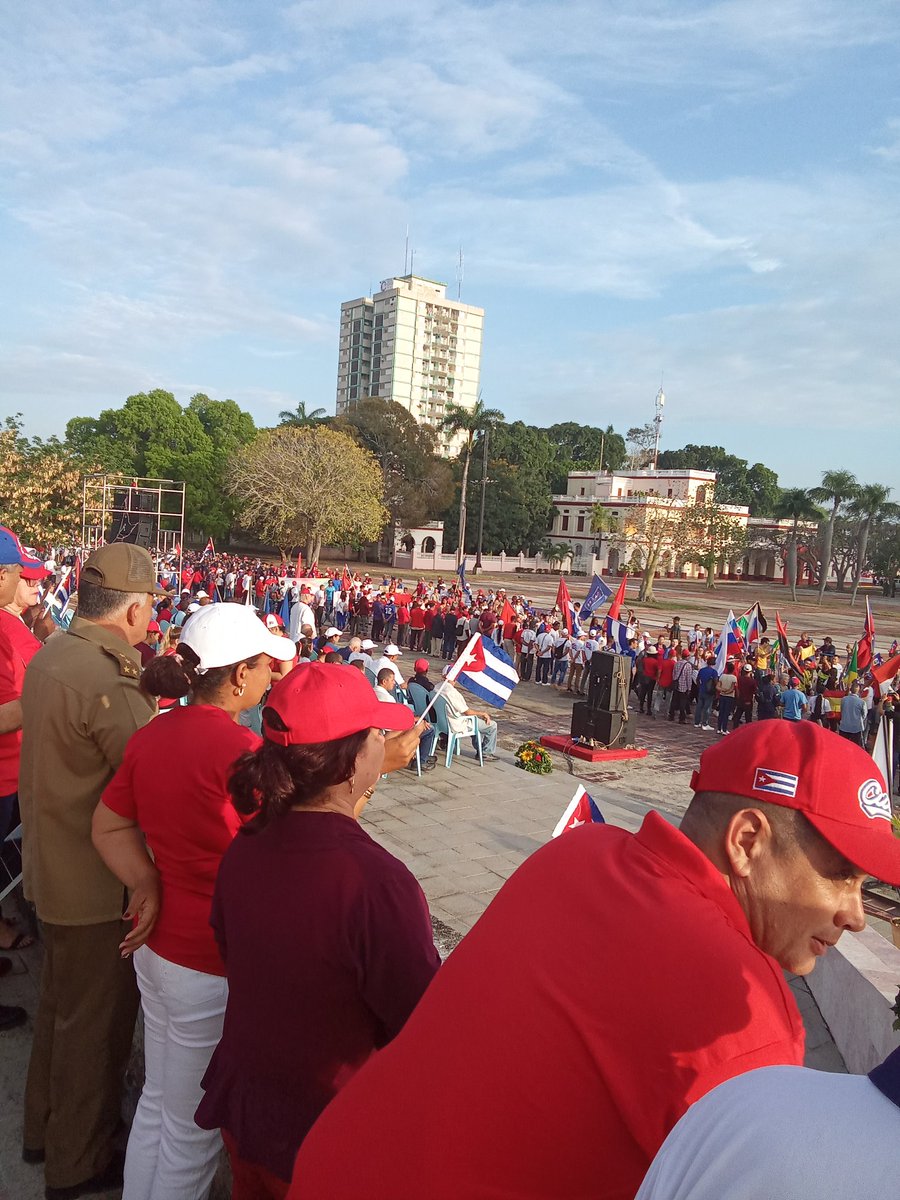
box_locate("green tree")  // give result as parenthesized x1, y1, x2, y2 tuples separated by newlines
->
(332, 399, 453, 558)
(808, 470, 859, 605)
(773, 488, 824, 603)
(441, 399, 504, 564)
(65, 390, 257, 539)
(656, 445, 780, 515)
(277, 400, 327, 426)
(0, 416, 86, 545)
(678, 490, 748, 590)
(847, 484, 900, 605)
(545, 422, 627, 490)
(228, 425, 386, 563)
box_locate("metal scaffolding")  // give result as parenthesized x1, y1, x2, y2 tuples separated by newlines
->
(81, 474, 186, 570)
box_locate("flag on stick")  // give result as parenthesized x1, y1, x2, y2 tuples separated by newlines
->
(555, 576, 581, 636)
(845, 642, 859, 687)
(552, 785, 606, 837)
(447, 633, 518, 707)
(607, 575, 627, 621)
(498, 598, 516, 635)
(201, 537, 215, 559)
(775, 611, 806, 679)
(341, 564, 353, 593)
(736, 602, 767, 647)
(605, 616, 634, 656)
(870, 652, 900, 698)
(578, 574, 612, 623)
(857, 597, 875, 674)
(714, 610, 744, 676)
(456, 558, 472, 604)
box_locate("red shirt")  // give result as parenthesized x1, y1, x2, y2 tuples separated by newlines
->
(642, 653, 660, 682)
(0, 611, 42, 794)
(102, 705, 260, 975)
(290, 813, 803, 1200)
(657, 655, 676, 688)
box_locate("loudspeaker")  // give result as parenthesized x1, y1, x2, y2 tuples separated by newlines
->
(587, 652, 631, 711)
(570, 702, 635, 748)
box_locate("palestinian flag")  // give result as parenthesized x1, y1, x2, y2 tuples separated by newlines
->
(775, 612, 806, 679)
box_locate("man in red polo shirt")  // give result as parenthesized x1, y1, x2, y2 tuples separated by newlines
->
(290, 722, 899, 1200)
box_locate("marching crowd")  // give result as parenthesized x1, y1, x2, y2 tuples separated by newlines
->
(1, 528, 899, 1200)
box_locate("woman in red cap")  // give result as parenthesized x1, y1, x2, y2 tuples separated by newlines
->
(194, 663, 440, 1199)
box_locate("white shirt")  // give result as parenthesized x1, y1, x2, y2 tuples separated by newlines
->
(536, 631, 556, 657)
(520, 628, 537, 653)
(374, 655, 404, 685)
(348, 651, 375, 674)
(289, 600, 316, 642)
(373, 684, 397, 704)
(636, 1064, 899, 1200)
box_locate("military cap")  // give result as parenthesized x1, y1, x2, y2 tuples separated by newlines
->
(81, 543, 167, 595)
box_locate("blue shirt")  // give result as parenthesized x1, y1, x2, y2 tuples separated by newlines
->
(697, 666, 718, 694)
(781, 688, 808, 721)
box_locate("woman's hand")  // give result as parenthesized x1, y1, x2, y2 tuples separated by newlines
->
(383, 724, 427, 773)
(120, 869, 161, 957)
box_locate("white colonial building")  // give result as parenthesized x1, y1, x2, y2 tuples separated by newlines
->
(551, 467, 818, 583)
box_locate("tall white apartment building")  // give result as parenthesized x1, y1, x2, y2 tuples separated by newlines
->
(336, 274, 484, 455)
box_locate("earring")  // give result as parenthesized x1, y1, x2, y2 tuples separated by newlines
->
(236, 684, 245, 697)
(349, 774, 355, 792)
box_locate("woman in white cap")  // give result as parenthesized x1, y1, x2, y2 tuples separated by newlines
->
(194, 664, 440, 1196)
(91, 604, 297, 1200)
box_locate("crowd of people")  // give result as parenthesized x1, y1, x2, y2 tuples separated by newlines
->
(1, 528, 899, 1199)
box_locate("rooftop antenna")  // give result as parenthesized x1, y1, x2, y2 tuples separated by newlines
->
(652, 379, 665, 470)
(456, 245, 464, 300)
(403, 226, 410, 275)
(410, 248, 416, 274)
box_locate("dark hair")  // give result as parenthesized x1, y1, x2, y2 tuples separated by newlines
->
(324, 651, 343, 664)
(229, 714, 370, 833)
(376, 667, 395, 684)
(76, 579, 145, 621)
(681, 790, 821, 859)
(142, 645, 264, 701)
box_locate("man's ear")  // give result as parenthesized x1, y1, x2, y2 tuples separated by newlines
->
(723, 808, 774, 879)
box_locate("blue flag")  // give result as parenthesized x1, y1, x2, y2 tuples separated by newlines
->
(456, 557, 472, 604)
(578, 574, 612, 623)
(279, 589, 291, 625)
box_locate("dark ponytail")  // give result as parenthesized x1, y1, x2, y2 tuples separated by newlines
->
(229, 712, 370, 834)
(142, 645, 264, 701)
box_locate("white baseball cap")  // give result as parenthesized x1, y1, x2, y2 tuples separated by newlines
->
(384, 643, 402, 656)
(196, 590, 209, 599)
(181, 604, 297, 671)
(325, 626, 341, 637)
(361, 639, 377, 650)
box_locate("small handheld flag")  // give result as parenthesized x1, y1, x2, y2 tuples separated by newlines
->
(607, 575, 627, 621)
(714, 610, 744, 676)
(555, 576, 581, 636)
(447, 633, 519, 708)
(552, 785, 605, 837)
(202, 537, 216, 559)
(857, 597, 875, 674)
(578, 574, 612, 623)
(456, 558, 473, 604)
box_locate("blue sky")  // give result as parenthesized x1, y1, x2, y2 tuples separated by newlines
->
(3, 1, 899, 492)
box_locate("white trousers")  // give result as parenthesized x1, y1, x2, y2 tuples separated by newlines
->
(124, 945, 228, 1200)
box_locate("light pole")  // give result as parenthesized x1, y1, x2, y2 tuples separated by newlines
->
(475, 426, 490, 571)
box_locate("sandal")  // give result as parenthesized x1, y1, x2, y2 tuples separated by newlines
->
(0, 929, 35, 952)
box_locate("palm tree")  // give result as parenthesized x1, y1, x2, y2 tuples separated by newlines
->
(808, 470, 858, 605)
(848, 483, 900, 605)
(539, 540, 575, 571)
(278, 401, 327, 427)
(773, 488, 824, 602)
(441, 398, 504, 564)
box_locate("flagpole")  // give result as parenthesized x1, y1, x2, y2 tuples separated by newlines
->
(414, 632, 481, 725)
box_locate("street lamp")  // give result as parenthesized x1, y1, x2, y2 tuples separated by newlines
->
(475, 426, 490, 571)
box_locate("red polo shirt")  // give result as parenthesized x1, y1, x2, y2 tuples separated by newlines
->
(290, 813, 804, 1200)
(0, 610, 42, 794)
(102, 704, 260, 975)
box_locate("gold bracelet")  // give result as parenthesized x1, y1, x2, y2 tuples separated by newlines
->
(362, 785, 376, 800)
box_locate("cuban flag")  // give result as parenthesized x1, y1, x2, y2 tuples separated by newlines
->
(578, 574, 613, 624)
(552, 785, 606, 837)
(456, 557, 473, 604)
(605, 615, 633, 656)
(447, 633, 518, 707)
(714, 610, 744, 676)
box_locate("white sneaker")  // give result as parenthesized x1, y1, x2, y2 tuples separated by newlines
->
(702, 724, 714, 731)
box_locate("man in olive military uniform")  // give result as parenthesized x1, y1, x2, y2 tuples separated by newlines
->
(19, 543, 163, 1199)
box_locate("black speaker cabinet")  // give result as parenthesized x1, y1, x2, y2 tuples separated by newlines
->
(570, 702, 635, 748)
(587, 651, 631, 711)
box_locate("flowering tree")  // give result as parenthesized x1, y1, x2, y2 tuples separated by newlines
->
(0, 417, 85, 546)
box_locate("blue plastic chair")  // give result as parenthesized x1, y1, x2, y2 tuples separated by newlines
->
(396, 691, 422, 777)
(446, 716, 483, 769)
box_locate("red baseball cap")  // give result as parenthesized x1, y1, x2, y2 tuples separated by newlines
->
(690, 720, 900, 883)
(146, 620, 161, 633)
(414, 658, 430, 673)
(263, 662, 415, 746)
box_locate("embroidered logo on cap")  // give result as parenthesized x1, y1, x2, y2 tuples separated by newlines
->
(753, 767, 799, 798)
(858, 779, 891, 822)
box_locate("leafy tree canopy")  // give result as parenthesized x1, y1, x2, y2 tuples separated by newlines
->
(656, 444, 780, 515)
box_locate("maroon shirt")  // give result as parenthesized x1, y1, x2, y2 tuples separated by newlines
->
(196, 811, 440, 1181)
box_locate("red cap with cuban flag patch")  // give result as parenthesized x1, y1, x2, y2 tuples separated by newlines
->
(690, 719, 900, 884)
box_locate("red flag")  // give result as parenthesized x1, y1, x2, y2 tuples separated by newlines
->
(870, 652, 900, 698)
(607, 575, 627, 622)
(499, 598, 516, 634)
(775, 612, 805, 679)
(857, 597, 875, 673)
(341, 565, 353, 592)
(174, 541, 182, 559)
(556, 577, 574, 635)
